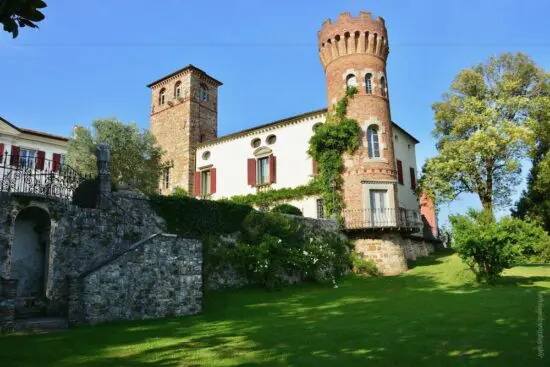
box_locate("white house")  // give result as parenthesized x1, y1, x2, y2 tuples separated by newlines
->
(194, 108, 421, 222)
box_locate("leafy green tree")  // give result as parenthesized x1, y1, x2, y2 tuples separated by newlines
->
(450, 210, 550, 283)
(513, 92, 550, 232)
(67, 118, 166, 194)
(1, 0, 47, 38)
(420, 53, 548, 214)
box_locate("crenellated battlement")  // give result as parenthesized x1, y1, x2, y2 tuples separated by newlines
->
(318, 11, 389, 69)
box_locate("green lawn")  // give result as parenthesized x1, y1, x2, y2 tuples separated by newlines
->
(1, 251, 549, 366)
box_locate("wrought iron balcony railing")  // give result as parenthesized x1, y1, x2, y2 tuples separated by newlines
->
(0, 153, 88, 200)
(342, 208, 423, 231)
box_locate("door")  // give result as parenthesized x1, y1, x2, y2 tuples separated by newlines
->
(370, 189, 388, 226)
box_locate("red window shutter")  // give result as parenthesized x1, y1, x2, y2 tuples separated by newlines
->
(10, 145, 20, 167)
(194, 171, 201, 196)
(52, 153, 61, 172)
(269, 155, 277, 183)
(410, 167, 416, 189)
(247, 158, 256, 186)
(36, 151, 45, 170)
(210, 168, 216, 194)
(312, 160, 318, 175)
(0, 143, 4, 163)
(396, 160, 403, 184)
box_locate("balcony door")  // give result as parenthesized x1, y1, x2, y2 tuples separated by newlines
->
(370, 189, 389, 226)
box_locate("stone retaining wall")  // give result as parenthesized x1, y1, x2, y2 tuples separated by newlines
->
(352, 233, 436, 275)
(68, 234, 202, 325)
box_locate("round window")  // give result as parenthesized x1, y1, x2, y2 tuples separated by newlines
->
(266, 134, 276, 145)
(202, 151, 211, 160)
(251, 138, 261, 148)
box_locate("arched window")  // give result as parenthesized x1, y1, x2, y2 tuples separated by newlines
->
(380, 76, 387, 97)
(174, 81, 182, 99)
(367, 125, 380, 158)
(365, 73, 373, 94)
(200, 84, 209, 102)
(159, 88, 166, 105)
(346, 74, 357, 88)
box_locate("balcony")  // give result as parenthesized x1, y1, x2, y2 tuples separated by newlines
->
(342, 208, 423, 232)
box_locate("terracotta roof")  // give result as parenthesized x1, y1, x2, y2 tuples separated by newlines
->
(147, 64, 223, 88)
(197, 108, 420, 148)
(0, 116, 69, 142)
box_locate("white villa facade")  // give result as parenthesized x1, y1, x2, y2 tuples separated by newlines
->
(193, 108, 421, 222)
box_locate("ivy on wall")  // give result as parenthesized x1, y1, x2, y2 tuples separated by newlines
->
(227, 183, 321, 209)
(308, 87, 361, 217)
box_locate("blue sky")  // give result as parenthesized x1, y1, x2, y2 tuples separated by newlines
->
(1, 0, 549, 224)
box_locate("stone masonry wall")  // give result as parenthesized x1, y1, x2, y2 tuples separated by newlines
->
(0, 191, 165, 316)
(69, 234, 202, 325)
(353, 233, 436, 275)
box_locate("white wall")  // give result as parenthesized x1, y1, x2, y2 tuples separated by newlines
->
(393, 128, 420, 212)
(196, 112, 325, 199)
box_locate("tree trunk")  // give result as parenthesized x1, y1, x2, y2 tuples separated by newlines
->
(480, 196, 493, 217)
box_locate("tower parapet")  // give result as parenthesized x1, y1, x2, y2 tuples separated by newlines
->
(318, 11, 389, 69)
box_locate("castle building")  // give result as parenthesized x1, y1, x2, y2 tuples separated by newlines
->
(149, 11, 438, 274)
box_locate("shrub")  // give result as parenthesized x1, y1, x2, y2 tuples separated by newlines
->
(271, 204, 303, 216)
(450, 209, 550, 283)
(171, 186, 188, 198)
(350, 251, 380, 276)
(149, 195, 253, 238)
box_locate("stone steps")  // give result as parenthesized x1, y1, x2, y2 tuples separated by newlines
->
(14, 317, 68, 333)
(15, 307, 44, 319)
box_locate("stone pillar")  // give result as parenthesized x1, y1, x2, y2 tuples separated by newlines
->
(96, 144, 112, 209)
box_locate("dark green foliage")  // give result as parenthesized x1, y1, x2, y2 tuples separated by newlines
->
(228, 183, 321, 209)
(72, 178, 99, 209)
(225, 211, 350, 289)
(450, 209, 550, 283)
(308, 87, 361, 217)
(1, 0, 46, 38)
(149, 195, 253, 238)
(271, 204, 303, 216)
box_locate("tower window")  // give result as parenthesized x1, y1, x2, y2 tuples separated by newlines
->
(200, 84, 209, 102)
(163, 167, 170, 189)
(365, 73, 373, 94)
(367, 125, 380, 158)
(380, 76, 387, 97)
(174, 81, 182, 98)
(159, 88, 166, 105)
(346, 73, 357, 88)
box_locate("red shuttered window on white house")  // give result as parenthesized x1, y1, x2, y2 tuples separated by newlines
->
(247, 155, 276, 186)
(194, 168, 216, 197)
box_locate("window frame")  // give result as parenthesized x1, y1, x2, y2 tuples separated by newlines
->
(257, 156, 270, 185)
(346, 73, 357, 88)
(163, 167, 170, 189)
(199, 84, 209, 102)
(19, 148, 37, 169)
(380, 76, 387, 97)
(365, 73, 373, 94)
(367, 125, 381, 158)
(201, 169, 211, 196)
(159, 88, 166, 105)
(174, 81, 182, 99)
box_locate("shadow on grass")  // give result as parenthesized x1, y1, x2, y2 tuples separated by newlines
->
(0, 253, 548, 367)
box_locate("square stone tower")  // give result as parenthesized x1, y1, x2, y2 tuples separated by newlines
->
(148, 65, 222, 195)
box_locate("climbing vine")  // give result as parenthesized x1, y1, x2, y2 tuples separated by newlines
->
(227, 182, 321, 209)
(308, 87, 361, 218)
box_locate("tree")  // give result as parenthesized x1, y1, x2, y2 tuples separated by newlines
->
(513, 92, 550, 232)
(67, 118, 166, 194)
(1, 0, 47, 38)
(450, 209, 550, 283)
(420, 53, 548, 214)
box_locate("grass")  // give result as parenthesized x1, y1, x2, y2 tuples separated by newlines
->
(1, 251, 549, 366)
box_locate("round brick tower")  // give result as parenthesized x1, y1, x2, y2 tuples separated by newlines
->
(318, 11, 398, 219)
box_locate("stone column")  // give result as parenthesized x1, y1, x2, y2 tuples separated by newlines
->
(96, 144, 112, 209)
